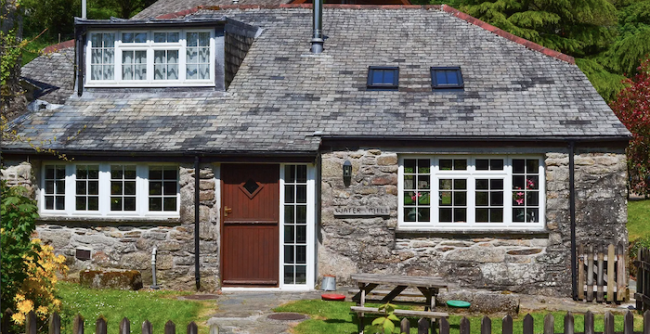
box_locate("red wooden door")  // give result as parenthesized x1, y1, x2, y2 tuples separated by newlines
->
(221, 164, 279, 287)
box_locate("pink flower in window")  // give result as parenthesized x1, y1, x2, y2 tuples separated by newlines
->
(411, 192, 422, 201)
(526, 179, 535, 189)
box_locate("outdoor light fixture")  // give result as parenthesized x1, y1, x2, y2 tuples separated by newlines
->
(343, 160, 352, 186)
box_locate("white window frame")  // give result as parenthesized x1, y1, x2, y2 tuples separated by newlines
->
(279, 164, 316, 291)
(85, 28, 216, 87)
(398, 155, 545, 231)
(40, 162, 180, 218)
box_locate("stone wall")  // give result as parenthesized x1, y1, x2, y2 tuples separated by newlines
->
(5, 161, 221, 291)
(318, 148, 627, 297)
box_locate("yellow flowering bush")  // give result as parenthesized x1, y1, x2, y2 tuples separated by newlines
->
(11, 239, 68, 326)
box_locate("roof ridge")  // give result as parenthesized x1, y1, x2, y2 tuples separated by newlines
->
(440, 5, 575, 64)
(43, 40, 75, 53)
(156, 3, 574, 64)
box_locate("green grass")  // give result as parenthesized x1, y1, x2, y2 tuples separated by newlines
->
(274, 300, 644, 334)
(628, 199, 650, 242)
(21, 37, 55, 65)
(58, 282, 215, 334)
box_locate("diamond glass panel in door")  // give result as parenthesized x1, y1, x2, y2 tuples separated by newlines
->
(403, 159, 430, 223)
(110, 165, 137, 211)
(44, 165, 66, 210)
(148, 166, 178, 212)
(439, 178, 467, 223)
(90, 33, 115, 80)
(154, 50, 179, 80)
(283, 165, 308, 285)
(186, 32, 210, 80)
(122, 50, 147, 80)
(75, 165, 99, 211)
(512, 159, 540, 222)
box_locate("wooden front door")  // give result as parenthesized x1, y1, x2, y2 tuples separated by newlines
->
(221, 164, 279, 287)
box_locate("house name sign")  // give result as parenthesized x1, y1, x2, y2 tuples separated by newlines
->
(333, 206, 390, 217)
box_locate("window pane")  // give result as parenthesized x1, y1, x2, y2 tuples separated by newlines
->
(513, 208, 525, 222)
(124, 197, 136, 211)
(296, 206, 307, 224)
(154, 32, 166, 43)
(187, 65, 198, 80)
(454, 191, 466, 206)
(198, 64, 209, 80)
(284, 206, 294, 224)
(476, 179, 488, 190)
(111, 198, 122, 211)
(187, 32, 198, 46)
(297, 165, 307, 183)
(454, 159, 467, 170)
(296, 266, 307, 284)
(163, 181, 177, 195)
(527, 209, 539, 222)
(513, 159, 525, 173)
(418, 159, 430, 173)
(284, 245, 294, 263)
(439, 208, 452, 222)
(198, 32, 210, 46)
(284, 226, 295, 243)
(55, 181, 65, 194)
(150, 181, 162, 195)
(167, 65, 178, 80)
(436, 71, 446, 85)
(149, 198, 162, 211)
(56, 166, 65, 179)
(383, 70, 394, 84)
(45, 197, 54, 210)
(439, 159, 452, 170)
(154, 65, 165, 80)
(91, 34, 102, 47)
(476, 208, 488, 222)
(439, 191, 452, 206)
(404, 159, 416, 173)
(168, 50, 178, 63)
(285, 165, 296, 183)
(284, 265, 294, 285)
(199, 47, 209, 63)
(454, 208, 466, 222)
(284, 185, 295, 203)
(124, 181, 136, 195)
(296, 185, 307, 203)
(55, 197, 65, 210)
(111, 165, 124, 178)
(76, 181, 86, 194)
(490, 159, 504, 170)
(418, 208, 430, 222)
(89, 197, 99, 211)
(476, 192, 488, 206)
(491, 179, 504, 190)
(418, 175, 430, 189)
(454, 179, 466, 190)
(491, 192, 504, 206)
(439, 179, 452, 190)
(92, 49, 102, 64)
(404, 208, 417, 222)
(103, 33, 115, 47)
(476, 159, 489, 170)
(150, 167, 163, 179)
(445, 70, 459, 85)
(526, 159, 539, 173)
(45, 181, 54, 194)
(89, 181, 99, 195)
(125, 167, 136, 179)
(296, 246, 306, 264)
(372, 70, 383, 84)
(490, 209, 504, 222)
(76, 197, 86, 211)
(168, 32, 179, 43)
(163, 198, 176, 211)
(526, 191, 539, 206)
(296, 225, 306, 243)
(103, 65, 114, 80)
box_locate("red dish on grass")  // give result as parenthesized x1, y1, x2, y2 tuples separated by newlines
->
(321, 293, 346, 301)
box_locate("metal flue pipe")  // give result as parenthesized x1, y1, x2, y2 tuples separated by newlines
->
(310, 0, 324, 53)
(82, 0, 87, 19)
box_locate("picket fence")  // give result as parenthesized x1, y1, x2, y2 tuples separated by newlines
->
(3, 309, 650, 334)
(577, 243, 627, 303)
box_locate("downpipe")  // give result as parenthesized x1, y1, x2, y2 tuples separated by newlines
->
(151, 246, 160, 290)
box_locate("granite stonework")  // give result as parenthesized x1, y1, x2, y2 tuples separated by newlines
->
(318, 149, 628, 297)
(4, 161, 221, 291)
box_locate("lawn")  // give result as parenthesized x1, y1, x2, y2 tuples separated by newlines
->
(628, 199, 650, 242)
(57, 282, 216, 334)
(274, 299, 644, 334)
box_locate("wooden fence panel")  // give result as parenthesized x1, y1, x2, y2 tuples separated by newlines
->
(2, 309, 14, 334)
(142, 320, 152, 334)
(73, 314, 84, 334)
(186, 321, 198, 334)
(119, 318, 130, 334)
(96, 318, 107, 334)
(543, 314, 554, 334)
(585, 311, 594, 334)
(644, 310, 650, 334)
(624, 311, 634, 334)
(564, 312, 574, 334)
(439, 317, 450, 334)
(636, 247, 650, 312)
(165, 320, 176, 334)
(25, 311, 36, 334)
(481, 316, 491, 334)
(578, 243, 627, 303)
(502, 315, 513, 334)
(604, 312, 615, 334)
(417, 318, 429, 334)
(523, 314, 533, 334)
(460, 317, 470, 334)
(49, 312, 61, 334)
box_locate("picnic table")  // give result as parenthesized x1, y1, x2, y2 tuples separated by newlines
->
(350, 273, 449, 334)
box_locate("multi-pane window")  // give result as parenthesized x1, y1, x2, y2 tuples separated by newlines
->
(44, 165, 66, 210)
(90, 33, 115, 81)
(186, 32, 210, 80)
(403, 159, 430, 223)
(111, 165, 137, 211)
(42, 164, 179, 217)
(431, 66, 464, 89)
(148, 166, 178, 212)
(512, 159, 541, 223)
(75, 165, 99, 211)
(399, 156, 545, 229)
(122, 50, 147, 81)
(283, 165, 308, 285)
(87, 30, 212, 85)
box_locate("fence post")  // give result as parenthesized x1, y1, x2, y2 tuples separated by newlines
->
(587, 245, 594, 302)
(644, 310, 650, 334)
(460, 317, 470, 334)
(73, 314, 84, 334)
(209, 324, 219, 334)
(604, 312, 614, 334)
(25, 311, 36, 334)
(597, 245, 605, 302)
(119, 318, 130, 334)
(564, 312, 574, 334)
(543, 314, 554, 334)
(523, 314, 534, 334)
(142, 320, 152, 334)
(639, 248, 646, 311)
(624, 311, 634, 334)
(49, 312, 61, 334)
(585, 311, 594, 334)
(439, 317, 450, 334)
(2, 309, 14, 334)
(502, 315, 513, 334)
(617, 243, 626, 301)
(608, 244, 615, 303)
(96, 318, 107, 334)
(400, 318, 410, 334)
(165, 321, 176, 334)
(481, 316, 491, 334)
(417, 318, 429, 334)
(187, 322, 198, 334)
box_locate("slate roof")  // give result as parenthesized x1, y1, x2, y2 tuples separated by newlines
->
(20, 47, 75, 105)
(132, 0, 291, 19)
(7, 7, 630, 156)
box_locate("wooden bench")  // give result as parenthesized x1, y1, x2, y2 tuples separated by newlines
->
(350, 306, 448, 320)
(347, 289, 424, 298)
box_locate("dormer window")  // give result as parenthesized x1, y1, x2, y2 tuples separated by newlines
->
(367, 66, 399, 90)
(431, 66, 464, 90)
(85, 29, 215, 87)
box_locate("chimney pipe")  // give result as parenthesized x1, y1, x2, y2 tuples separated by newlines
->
(82, 0, 87, 19)
(310, 0, 323, 53)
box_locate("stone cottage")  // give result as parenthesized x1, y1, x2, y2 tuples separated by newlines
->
(2, 0, 630, 297)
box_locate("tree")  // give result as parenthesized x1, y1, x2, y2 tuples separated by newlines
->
(610, 56, 650, 197)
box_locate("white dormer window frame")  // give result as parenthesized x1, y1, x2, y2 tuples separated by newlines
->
(85, 28, 216, 87)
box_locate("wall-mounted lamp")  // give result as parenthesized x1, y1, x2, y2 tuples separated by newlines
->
(343, 160, 352, 186)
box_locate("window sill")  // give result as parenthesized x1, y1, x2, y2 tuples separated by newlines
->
(394, 229, 550, 237)
(37, 215, 181, 226)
